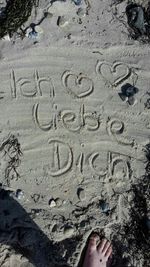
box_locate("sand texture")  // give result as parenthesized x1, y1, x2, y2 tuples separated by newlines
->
(0, 0, 150, 267)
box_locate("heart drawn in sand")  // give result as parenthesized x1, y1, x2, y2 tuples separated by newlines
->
(62, 71, 94, 98)
(96, 61, 131, 87)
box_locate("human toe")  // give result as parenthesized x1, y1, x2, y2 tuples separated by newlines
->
(87, 233, 100, 253)
(97, 238, 108, 253)
(105, 244, 112, 259)
(102, 240, 111, 255)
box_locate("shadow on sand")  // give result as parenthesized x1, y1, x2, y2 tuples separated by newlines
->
(0, 188, 72, 267)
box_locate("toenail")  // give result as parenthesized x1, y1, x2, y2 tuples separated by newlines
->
(89, 233, 99, 240)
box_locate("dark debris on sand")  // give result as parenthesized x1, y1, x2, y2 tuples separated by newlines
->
(0, 134, 23, 186)
(126, 2, 150, 42)
(0, 0, 37, 38)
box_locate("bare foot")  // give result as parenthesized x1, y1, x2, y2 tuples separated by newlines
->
(83, 233, 112, 267)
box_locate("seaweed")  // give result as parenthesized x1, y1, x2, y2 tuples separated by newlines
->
(126, 2, 150, 42)
(0, 0, 37, 38)
(0, 134, 23, 186)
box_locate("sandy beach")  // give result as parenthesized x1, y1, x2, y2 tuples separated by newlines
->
(0, 0, 149, 266)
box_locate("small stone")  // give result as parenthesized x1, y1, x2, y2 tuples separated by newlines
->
(77, 8, 86, 17)
(126, 4, 146, 34)
(126, 87, 136, 97)
(34, 26, 43, 34)
(3, 34, 10, 41)
(121, 83, 138, 97)
(64, 226, 74, 237)
(57, 16, 69, 27)
(26, 25, 43, 40)
(99, 200, 110, 213)
(49, 199, 56, 208)
(28, 31, 38, 39)
(119, 83, 138, 105)
(16, 189, 24, 200)
(72, 0, 82, 6)
(77, 188, 85, 201)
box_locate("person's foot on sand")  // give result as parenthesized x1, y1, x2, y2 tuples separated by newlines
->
(83, 233, 112, 267)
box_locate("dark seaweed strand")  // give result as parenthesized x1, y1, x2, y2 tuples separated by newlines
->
(0, 0, 37, 38)
(0, 134, 23, 186)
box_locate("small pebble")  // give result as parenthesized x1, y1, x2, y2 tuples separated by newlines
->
(126, 4, 146, 34)
(49, 199, 56, 208)
(119, 83, 138, 105)
(26, 26, 43, 39)
(28, 31, 38, 39)
(77, 188, 85, 201)
(57, 16, 69, 27)
(125, 87, 136, 97)
(16, 189, 24, 200)
(121, 83, 138, 97)
(64, 226, 74, 237)
(77, 8, 86, 17)
(99, 200, 110, 213)
(72, 0, 82, 5)
(34, 26, 43, 34)
(3, 34, 10, 41)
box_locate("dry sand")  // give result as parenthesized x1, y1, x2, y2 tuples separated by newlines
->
(0, 0, 150, 267)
